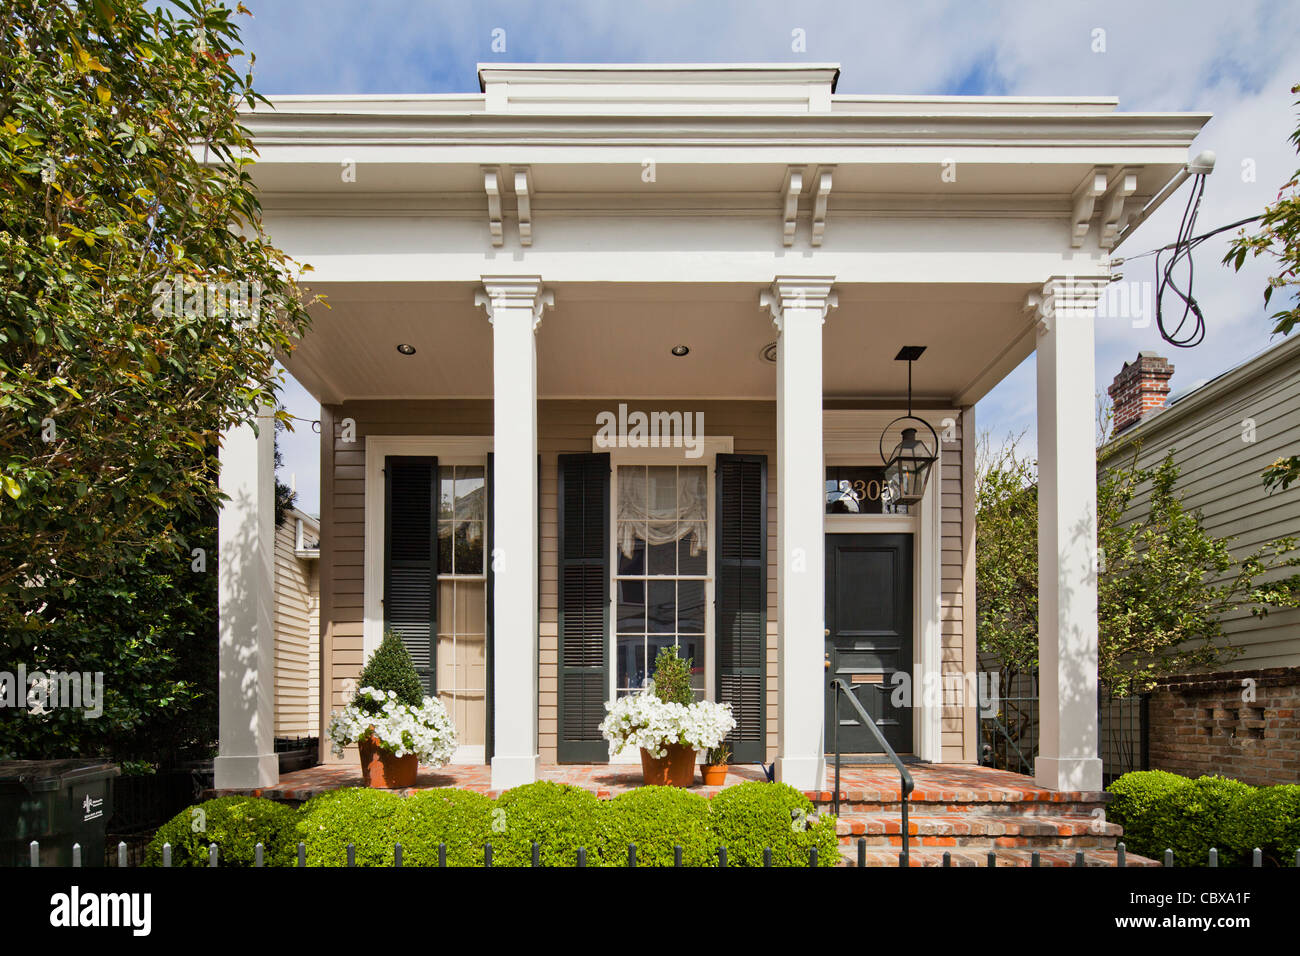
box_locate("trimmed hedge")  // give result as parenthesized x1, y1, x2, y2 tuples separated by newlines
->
(1106, 770, 1193, 860)
(295, 788, 407, 866)
(1155, 775, 1256, 867)
(603, 785, 714, 866)
(144, 796, 298, 867)
(401, 788, 496, 866)
(1223, 784, 1300, 867)
(490, 781, 608, 867)
(709, 781, 838, 867)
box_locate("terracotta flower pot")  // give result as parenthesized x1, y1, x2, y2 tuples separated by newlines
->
(699, 764, 728, 786)
(358, 733, 418, 789)
(639, 743, 698, 787)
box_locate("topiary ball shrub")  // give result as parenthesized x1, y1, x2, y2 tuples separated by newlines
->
(709, 781, 838, 867)
(402, 789, 496, 866)
(354, 629, 424, 712)
(1223, 784, 1300, 867)
(602, 786, 712, 866)
(1152, 775, 1255, 867)
(295, 787, 407, 866)
(491, 781, 607, 867)
(144, 796, 298, 867)
(1106, 770, 1193, 860)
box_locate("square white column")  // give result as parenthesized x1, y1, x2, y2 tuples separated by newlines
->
(1032, 277, 1106, 792)
(761, 277, 837, 791)
(476, 276, 552, 790)
(215, 407, 279, 790)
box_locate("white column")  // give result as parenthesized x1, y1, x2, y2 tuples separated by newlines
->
(761, 276, 837, 791)
(1032, 277, 1106, 792)
(476, 276, 552, 790)
(215, 406, 279, 790)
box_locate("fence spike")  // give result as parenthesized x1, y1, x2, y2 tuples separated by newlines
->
(394, 843, 402, 868)
(944, 851, 952, 868)
(208, 843, 217, 868)
(297, 842, 306, 867)
(346, 843, 355, 868)
(1164, 849, 1173, 867)
(1031, 851, 1040, 868)
(255, 842, 264, 868)
(484, 843, 493, 867)
(531, 842, 539, 867)
(439, 843, 446, 868)
(1074, 851, 1085, 868)
(577, 847, 586, 868)
(164, 843, 172, 868)
(1208, 847, 1218, 868)
(628, 844, 636, 868)
(674, 845, 683, 868)
(987, 851, 996, 868)
(30, 841, 39, 868)
(71, 843, 81, 868)
(809, 847, 818, 868)
(1252, 848, 1261, 868)
(768, 847, 776, 868)
(855, 841, 864, 868)
(1295, 848, 1299, 868)
(718, 846, 727, 868)
(1117, 843, 1125, 868)
(118, 841, 128, 868)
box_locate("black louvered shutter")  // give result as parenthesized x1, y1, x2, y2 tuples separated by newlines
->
(384, 456, 437, 696)
(557, 452, 610, 762)
(715, 454, 767, 763)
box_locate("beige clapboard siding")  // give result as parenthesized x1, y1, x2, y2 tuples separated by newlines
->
(319, 398, 973, 764)
(273, 515, 320, 738)
(1103, 343, 1300, 669)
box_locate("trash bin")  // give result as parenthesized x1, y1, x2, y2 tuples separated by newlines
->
(0, 760, 120, 867)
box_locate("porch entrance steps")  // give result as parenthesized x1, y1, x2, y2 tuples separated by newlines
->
(808, 764, 1160, 867)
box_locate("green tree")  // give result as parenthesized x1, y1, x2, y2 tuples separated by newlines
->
(0, 0, 314, 639)
(1224, 83, 1300, 491)
(976, 434, 1300, 695)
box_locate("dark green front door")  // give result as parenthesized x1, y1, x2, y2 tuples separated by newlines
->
(824, 533, 914, 755)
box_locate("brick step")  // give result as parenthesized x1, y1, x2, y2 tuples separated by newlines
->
(820, 800, 1109, 817)
(834, 812, 1123, 848)
(836, 845, 1161, 867)
(807, 787, 1109, 815)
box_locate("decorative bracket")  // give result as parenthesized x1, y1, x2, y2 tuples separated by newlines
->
(1098, 167, 1138, 250)
(1069, 167, 1110, 248)
(483, 167, 504, 247)
(781, 167, 804, 247)
(514, 167, 533, 247)
(810, 166, 834, 247)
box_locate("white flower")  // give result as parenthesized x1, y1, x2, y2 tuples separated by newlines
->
(598, 690, 736, 759)
(327, 687, 458, 766)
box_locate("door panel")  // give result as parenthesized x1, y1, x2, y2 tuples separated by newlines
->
(825, 533, 913, 755)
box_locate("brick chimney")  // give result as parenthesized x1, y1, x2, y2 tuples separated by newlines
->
(1108, 352, 1174, 434)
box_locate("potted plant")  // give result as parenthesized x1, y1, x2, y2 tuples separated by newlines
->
(700, 744, 731, 786)
(599, 647, 736, 787)
(326, 631, 457, 788)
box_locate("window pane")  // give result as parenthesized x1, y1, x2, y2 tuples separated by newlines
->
(647, 635, 677, 680)
(678, 521, 706, 575)
(677, 636, 706, 698)
(436, 520, 453, 575)
(616, 635, 645, 692)
(616, 523, 645, 576)
(438, 471, 455, 520)
(456, 520, 484, 574)
(455, 467, 485, 521)
(647, 466, 677, 511)
(617, 580, 645, 633)
(647, 537, 676, 575)
(677, 580, 705, 634)
(647, 580, 675, 634)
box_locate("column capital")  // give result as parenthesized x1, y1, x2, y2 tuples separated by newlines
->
(1025, 275, 1108, 337)
(760, 275, 838, 333)
(475, 275, 553, 329)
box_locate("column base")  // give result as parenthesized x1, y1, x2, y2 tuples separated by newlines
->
(214, 753, 279, 791)
(1034, 755, 1103, 792)
(491, 753, 541, 791)
(776, 755, 826, 792)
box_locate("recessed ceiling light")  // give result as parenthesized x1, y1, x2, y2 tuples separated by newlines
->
(671, 344, 690, 357)
(396, 343, 416, 355)
(759, 342, 778, 364)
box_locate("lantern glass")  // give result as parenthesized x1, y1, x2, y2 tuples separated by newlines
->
(883, 427, 936, 504)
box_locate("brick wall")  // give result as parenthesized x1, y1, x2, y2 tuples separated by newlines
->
(1107, 351, 1174, 434)
(1148, 667, 1300, 786)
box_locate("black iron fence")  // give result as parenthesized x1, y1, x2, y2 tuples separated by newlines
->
(976, 666, 1149, 784)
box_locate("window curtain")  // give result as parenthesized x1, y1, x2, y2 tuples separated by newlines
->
(617, 467, 706, 559)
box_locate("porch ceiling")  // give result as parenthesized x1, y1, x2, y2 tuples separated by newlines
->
(282, 281, 1032, 406)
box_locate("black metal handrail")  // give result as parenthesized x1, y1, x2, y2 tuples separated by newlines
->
(829, 678, 914, 864)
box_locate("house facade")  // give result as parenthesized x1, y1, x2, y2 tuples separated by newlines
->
(213, 63, 1209, 793)
(1101, 338, 1300, 785)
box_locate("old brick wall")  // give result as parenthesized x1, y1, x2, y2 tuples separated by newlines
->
(1148, 667, 1300, 786)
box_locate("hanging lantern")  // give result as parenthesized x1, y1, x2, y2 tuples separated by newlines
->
(879, 346, 939, 506)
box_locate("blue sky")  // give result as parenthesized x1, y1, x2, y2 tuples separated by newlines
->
(243, 0, 1300, 515)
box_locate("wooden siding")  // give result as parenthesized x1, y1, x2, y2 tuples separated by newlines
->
(273, 514, 319, 737)
(1102, 342, 1300, 670)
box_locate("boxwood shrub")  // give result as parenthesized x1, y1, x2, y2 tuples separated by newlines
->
(708, 781, 838, 867)
(602, 785, 713, 866)
(144, 796, 298, 867)
(401, 788, 496, 866)
(1155, 775, 1256, 866)
(1223, 784, 1300, 867)
(491, 781, 607, 867)
(1106, 770, 1193, 860)
(295, 788, 407, 866)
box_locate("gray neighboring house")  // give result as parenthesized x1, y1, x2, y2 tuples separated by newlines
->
(1100, 336, 1300, 786)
